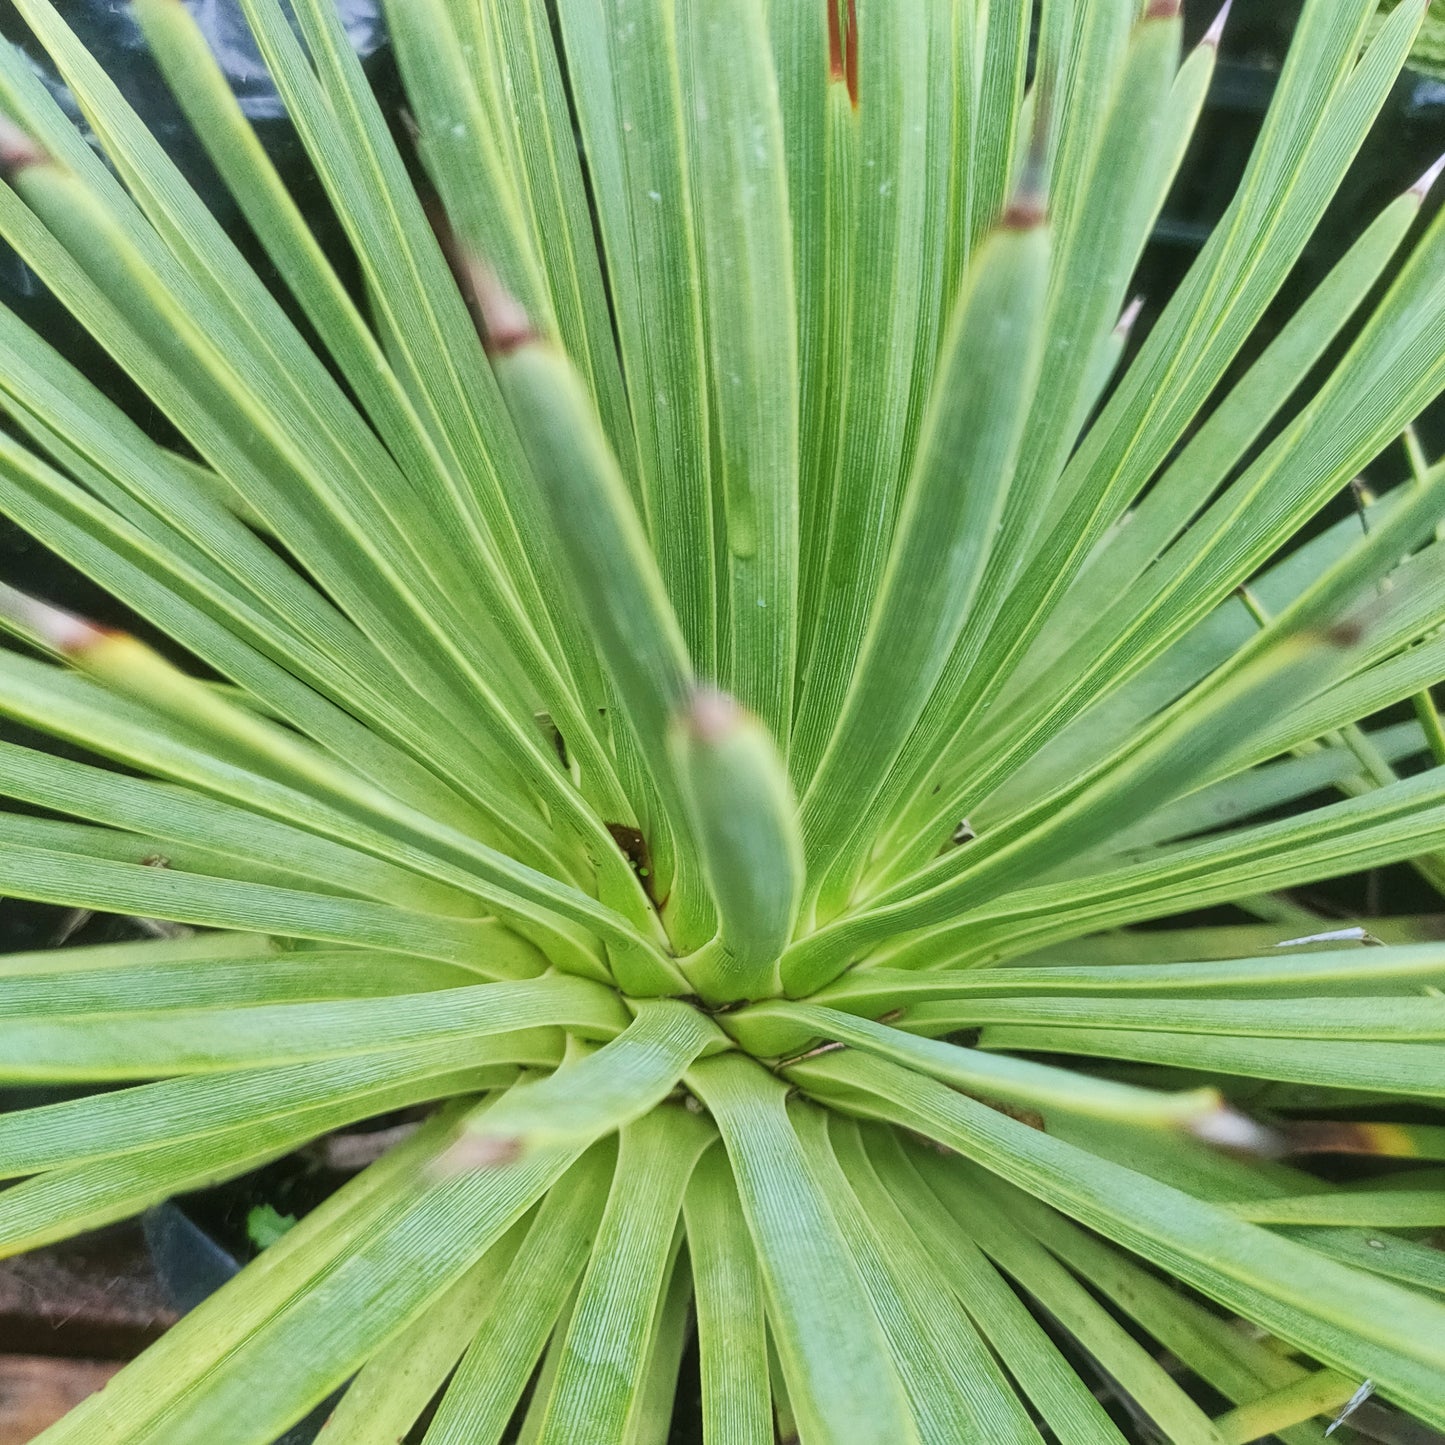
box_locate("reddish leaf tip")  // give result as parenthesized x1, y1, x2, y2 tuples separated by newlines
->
(826, 0, 858, 107)
(1322, 617, 1366, 649)
(0, 587, 105, 654)
(0, 117, 46, 180)
(1001, 190, 1047, 229)
(682, 686, 745, 745)
(464, 260, 538, 356)
(1143, 0, 1181, 19)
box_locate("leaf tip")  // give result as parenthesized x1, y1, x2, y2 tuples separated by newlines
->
(1113, 295, 1145, 339)
(826, 0, 859, 107)
(1002, 193, 1048, 229)
(0, 117, 46, 181)
(1409, 150, 1445, 201)
(427, 201, 539, 356)
(0, 585, 106, 655)
(1278, 1120, 1414, 1158)
(1188, 1099, 1276, 1155)
(681, 686, 745, 745)
(465, 262, 539, 357)
(432, 1131, 524, 1176)
(1004, 102, 1050, 229)
(1320, 617, 1366, 649)
(1202, 0, 1232, 50)
(1143, 0, 1182, 19)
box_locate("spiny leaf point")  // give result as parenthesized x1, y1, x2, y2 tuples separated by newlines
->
(1114, 295, 1146, 338)
(1190, 1104, 1278, 1155)
(1202, 0, 1233, 49)
(1410, 150, 1445, 200)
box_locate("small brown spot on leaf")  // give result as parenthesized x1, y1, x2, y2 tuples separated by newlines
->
(1278, 1120, 1392, 1156)
(1324, 618, 1365, 648)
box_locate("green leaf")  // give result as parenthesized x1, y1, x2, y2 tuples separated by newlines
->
(818, 939, 1445, 1006)
(670, 689, 805, 1000)
(794, 1109, 1042, 1443)
(922, 992, 1445, 1041)
(885, 766, 1445, 971)
(101, 1112, 584, 1445)
(1232, 1191, 1445, 1228)
(0, 975, 619, 1080)
(0, 950, 465, 1019)
(1281, 1226, 1445, 1298)
(682, 1146, 772, 1445)
(685, 1053, 919, 1445)
(550, 0, 716, 679)
(905, 1141, 1221, 1445)
(1211, 1370, 1363, 1445)
(449, 998, 721, 1163)
(0, 1037, 519, 1177)
(955, 0, 1415, 752)
(626, 1233, 695, 1445)
(864, 1127, 1130, 1444)
(482, 315, 710, 961)
(976, 1024, 1445, 1099)
(316, 1220, 527, 1445)
(421, 1144, 616, 1445)
(802, 208, 1050, 904)
(530, 1106, 713, 1444)
(982, 1175, 1330, 1445)
(789, 0, 959, 788)
(674, 0, 799, 739)
(0, 1079, 495, 1261)
(753, 1000, 1254, 1142)
(796, 1049, 1445, 1428)
(378, 0, 634, 472)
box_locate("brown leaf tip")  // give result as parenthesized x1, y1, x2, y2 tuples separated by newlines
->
(1143, 0, 1182, 18)
(826, 0, 844, 83)
(826, 0, 859, 107)
(1001, 193, 1047, 229)
(1002, 138, 1049, 230)
(1278, 1120, 1392, 1157)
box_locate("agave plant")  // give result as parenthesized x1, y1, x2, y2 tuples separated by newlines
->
(2, 0, 1445, 1439)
